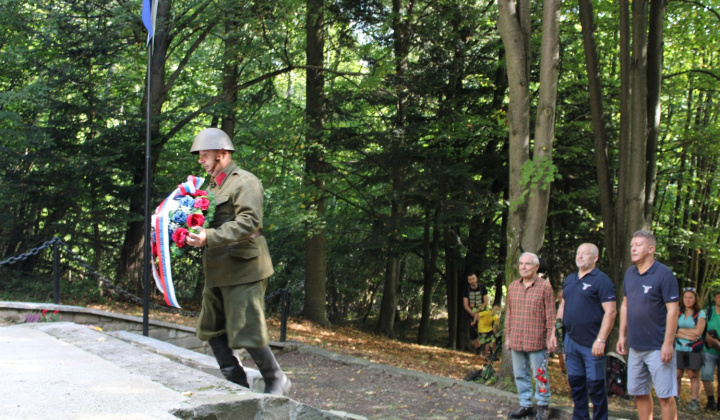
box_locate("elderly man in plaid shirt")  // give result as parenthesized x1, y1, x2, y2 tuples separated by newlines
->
(505, 252, 558, 420)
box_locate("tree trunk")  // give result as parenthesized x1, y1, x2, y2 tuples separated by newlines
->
(498, 0, 531, 280)
(302, 0, 329, 326)
(644, 0, 666, 225)
(523, 0, 561, 251)
(577, 0, 617, 272)
(377, 0, 410, 337)
(221, 7, 240, 137)
(445, 228, 460, 349)
(418, 205, 440, 345)
(625, 0, 650, 236)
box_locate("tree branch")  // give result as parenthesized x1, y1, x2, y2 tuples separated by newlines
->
(664, 69, 720, 82)
(669, 0, 720, 22)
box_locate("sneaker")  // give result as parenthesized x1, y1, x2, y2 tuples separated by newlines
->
(535, 405, 549, 420)
(508, 405, 534, 419)
(687, 399, 699, 412)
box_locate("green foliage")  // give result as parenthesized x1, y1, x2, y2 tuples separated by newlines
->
(0, 0, 718, 351)
(511, 156, 561, 212)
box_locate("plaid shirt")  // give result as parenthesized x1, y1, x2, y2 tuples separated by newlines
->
(506, 276, 556, 352)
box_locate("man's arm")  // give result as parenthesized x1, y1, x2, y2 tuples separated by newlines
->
(545, 284, 557, 352)
(505, 288, 513, 349)
(482, 294, 490, 311)
(707, 330, 720, 351)
(556, 297, 565, 321)
(462, 297, 476, 316)
(676, 316, 705, 340)
(592, 301, 617, 357)
(662, 301, 679, 364)
(616, 298, 628, 355)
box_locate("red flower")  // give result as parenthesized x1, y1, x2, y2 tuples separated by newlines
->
(54, 310, 59, 315)
(192, 190, 208, 197)
(193, 197, 210, 211)
(172, 228, 189, 247)
(187, 213, 206, 228)
(42, 309, 47, 315)
(537, 368, 545, 374)
(539, 388, 547, 394)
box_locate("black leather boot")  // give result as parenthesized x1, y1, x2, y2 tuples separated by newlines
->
(535, 405, 549, 420)
(208, 335, 249, 387)
(508, 405, 534, 419)
(246, 345, 292, 396)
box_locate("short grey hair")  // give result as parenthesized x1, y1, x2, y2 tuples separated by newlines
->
(519, 252, 539, 266)
(632, 230, 656, 247)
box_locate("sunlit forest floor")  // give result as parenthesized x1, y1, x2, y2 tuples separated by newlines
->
(85, 302, 719, 419)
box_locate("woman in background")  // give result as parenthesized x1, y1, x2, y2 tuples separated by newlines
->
(675, 288, 707, 412)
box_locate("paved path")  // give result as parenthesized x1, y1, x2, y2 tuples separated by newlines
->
(0, 323, 358, 420)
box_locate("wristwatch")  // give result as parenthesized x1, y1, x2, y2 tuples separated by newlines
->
(596, 339, 606, 344)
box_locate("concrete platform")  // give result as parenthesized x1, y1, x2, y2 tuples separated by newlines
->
(0, 322, 362, 420)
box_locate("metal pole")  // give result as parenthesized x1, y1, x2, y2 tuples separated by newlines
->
(280, 289, 288, 342)
(53, 240, 60, 304)
(142, 41, 152, 337)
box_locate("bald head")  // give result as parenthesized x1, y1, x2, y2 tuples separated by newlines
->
(576, 243, 599, 273)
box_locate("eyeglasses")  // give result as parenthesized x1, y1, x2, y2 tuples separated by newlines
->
(683, 287, 696, 292)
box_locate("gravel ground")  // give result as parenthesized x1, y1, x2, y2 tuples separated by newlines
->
(244, 349, 576, 420)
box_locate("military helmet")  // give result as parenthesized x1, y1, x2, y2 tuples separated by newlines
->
(190, 128, 235, 154)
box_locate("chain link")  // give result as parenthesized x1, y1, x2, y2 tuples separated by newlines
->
(1, 237, 288, 318)
(0, 237, 61, 266)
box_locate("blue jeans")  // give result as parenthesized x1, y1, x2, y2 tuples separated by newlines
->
(701, 352, 720, 382)
(511, 349, 551, 407)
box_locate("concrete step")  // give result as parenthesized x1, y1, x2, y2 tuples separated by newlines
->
(0, 322, 365, 420)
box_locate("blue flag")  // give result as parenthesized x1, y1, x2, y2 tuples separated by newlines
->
(141, 0, 156, 45)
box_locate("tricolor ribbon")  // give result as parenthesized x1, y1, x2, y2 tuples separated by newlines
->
(151, 175, 205, 308)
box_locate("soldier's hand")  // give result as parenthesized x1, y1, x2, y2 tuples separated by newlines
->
(187, 228, 208, 247)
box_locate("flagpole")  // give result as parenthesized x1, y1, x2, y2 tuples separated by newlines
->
(142, 35, 152, 337)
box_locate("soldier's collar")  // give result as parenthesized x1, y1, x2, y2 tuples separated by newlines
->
(214, 172, 227, 187)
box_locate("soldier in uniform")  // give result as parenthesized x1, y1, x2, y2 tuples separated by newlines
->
(186, 127, 291, 396)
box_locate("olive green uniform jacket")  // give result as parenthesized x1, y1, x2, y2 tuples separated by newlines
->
(196, 161, 274, 347)
(203, 161, 274, 287)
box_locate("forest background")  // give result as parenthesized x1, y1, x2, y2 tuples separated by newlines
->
(1, 0, 719, 363)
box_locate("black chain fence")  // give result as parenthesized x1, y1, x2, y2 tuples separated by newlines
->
(0, 237, 290, 341)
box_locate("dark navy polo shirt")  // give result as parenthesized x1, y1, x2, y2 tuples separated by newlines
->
(562, 267, 616, 347)
(623, 261, 679, 351)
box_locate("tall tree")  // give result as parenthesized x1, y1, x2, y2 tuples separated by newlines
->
(377, 0, 412, 337)
(303, 0, 330, 325)
(577, 0, 667, 283)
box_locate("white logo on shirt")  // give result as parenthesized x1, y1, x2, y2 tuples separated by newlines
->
(582, 283, 591, 290)
(643, 285, 652, 294)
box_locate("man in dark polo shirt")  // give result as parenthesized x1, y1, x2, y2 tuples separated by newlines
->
(616, 230, 679, 420)
(557, 243, 616, 420)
